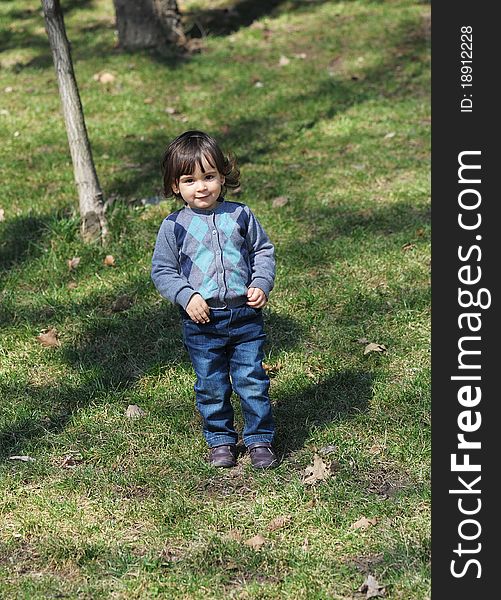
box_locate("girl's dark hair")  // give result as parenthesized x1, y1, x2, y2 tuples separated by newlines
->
(161, 130, 240, 199)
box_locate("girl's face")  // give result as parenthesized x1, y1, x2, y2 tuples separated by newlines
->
(172, 156, 225, 211)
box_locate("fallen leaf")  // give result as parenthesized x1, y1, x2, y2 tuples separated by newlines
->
(350, 516, 378, 530)
(67, 281, 78, 290)
(94, 71, 115, 84)
(301, 538, 309, 551)
(227, 530, 243, 541)
(103, 255, 115, 266)
(165, 106, 178, 115)
(303, 454, 331, 485)
(278, 55, 290, 66)
(384, 131, 396, 139)
(126, 404, 146, 419)
(9, 455, 35, 462)
(67, 256, 80, 270)
(318, 444, 337, 456)
(112, 294, 133, 312)
(262, 361, 282, 377)
(266, 515, 292, 531)
(363, 343, 387, 355)
(358, 574, 385, 598)
(0, 208, 4, 221)
(294, 52, 307, 59)
(244, 534, 266, 550)
(143, 97, 154, 104)
(37, 328, 61, 348)
(272, 196, 289, 208)
(401, 242, 416, 251)
(416, 228, 425, 237)
(356, 337, 369, 344)
(60, 453, 83, 468)
(254, 81, 264, 88)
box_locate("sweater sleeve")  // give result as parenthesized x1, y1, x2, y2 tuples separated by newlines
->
(245, 207, 275, 297)
(151, 219, 196, 309)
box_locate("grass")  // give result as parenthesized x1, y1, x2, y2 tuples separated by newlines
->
(0, 0, 430, 598)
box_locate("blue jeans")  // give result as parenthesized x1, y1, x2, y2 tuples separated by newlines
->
(181, 305, 275, 448)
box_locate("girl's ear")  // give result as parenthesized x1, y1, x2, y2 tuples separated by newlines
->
(172, 182, 179, 194)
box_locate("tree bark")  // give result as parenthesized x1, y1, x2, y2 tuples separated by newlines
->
(41, 0, 107, 243)
(113, 0, 186, 51)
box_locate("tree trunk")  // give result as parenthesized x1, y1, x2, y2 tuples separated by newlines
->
(41, 0, 107, 243)
(113, 0, 186, 51)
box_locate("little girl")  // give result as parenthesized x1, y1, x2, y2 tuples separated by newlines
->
(151, 131, 278, 469)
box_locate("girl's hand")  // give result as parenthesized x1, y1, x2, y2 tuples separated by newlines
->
(246, 287, 267, 308)
(186, 294, 211, 323)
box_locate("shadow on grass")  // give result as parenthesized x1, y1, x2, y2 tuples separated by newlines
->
(273, 371, 372, 456)
(0, 214, 49, 278)
(0, 291, 304, 460)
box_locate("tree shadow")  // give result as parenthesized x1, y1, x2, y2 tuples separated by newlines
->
(0, 286, 304, 460)
(184, 0, 333, 38)
(0, 214, 50, 279)
(273, 372, 372, 456)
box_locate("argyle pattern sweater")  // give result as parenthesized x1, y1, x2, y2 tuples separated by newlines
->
(151, 200, 275, 309)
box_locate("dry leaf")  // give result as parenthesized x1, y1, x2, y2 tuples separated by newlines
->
(267, 515, 292, 531)
(358, 574, 385, 598)
(37, 328, 61, 348)
(94, 71, 115, 84)
(401, 242, 415, 251)
(126, 404, 146, 419)
(301, 537, 309, 551)
(144, 97, 154, 104)
(350, 516, 378, 531)
(9, 455, 35, 462)
(67, 256, 80, 270)
(303, 454, 331, 485)
(368, 444, 383, 455)
(272, 196, 289, 208)
(363, 343, 387, 355)
(60, 453, 83, 468)
(244, 534, 266, 550)
(254, 81, 264, 88)
(103, 255, 115, 266)
(165, 106, 178, 115)
(262, 361, 282, 377)
(0, 208, 5, 222)
(278, 55, 290, 66)
(318, 444, 337, 456)
(227, 530, 243, 541)
(112, 294, 133, 312)
(294, 52, 307, 59)
(356, 337, 369, 344)
(67, 281, 78, 290)
(384, 132, 395, 139)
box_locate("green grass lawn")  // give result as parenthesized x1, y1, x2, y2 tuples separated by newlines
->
(0, 0, 430, 597)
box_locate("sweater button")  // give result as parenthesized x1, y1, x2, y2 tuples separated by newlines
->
(212, 230, 217, 235)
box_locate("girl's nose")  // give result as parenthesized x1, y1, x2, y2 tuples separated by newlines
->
(196, 179, 207, 190)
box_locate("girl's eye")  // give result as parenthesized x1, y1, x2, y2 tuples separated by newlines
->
(206, 175, 215, 180)
(183, 178, 194, 184)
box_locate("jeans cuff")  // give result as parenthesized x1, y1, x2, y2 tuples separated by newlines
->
(244, 434, 274, 448)
(206, 434, 238, 448)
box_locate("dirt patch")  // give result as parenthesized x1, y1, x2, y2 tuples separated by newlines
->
(364, 465, 414, 499)
(344, 553, 384, 574)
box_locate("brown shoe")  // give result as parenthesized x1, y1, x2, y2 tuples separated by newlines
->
(248, 443, 279, 469)
(209, 445, 237, 468)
